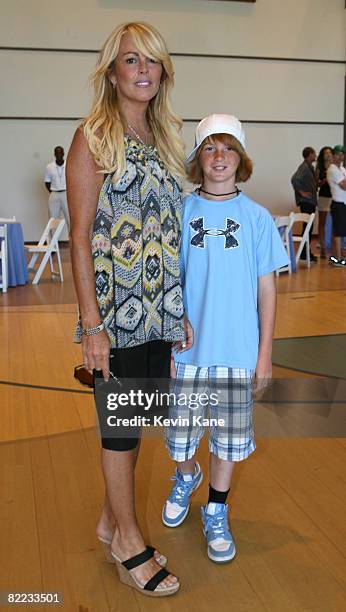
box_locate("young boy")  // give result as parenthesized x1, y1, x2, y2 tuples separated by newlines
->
(162, 114, 289, 563)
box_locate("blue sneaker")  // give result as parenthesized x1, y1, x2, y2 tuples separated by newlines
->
(162, 462, 203, 527)
(201, 503, 236, 563)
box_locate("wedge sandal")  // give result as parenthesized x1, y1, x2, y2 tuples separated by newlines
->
(111, 545, 179, 597)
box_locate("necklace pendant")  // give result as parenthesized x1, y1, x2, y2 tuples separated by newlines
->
(127, 123, 146, 146)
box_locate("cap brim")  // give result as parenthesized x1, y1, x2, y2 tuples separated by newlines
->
(185, 145, 199, 164)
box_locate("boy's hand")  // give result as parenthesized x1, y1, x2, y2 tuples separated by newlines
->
(256, 273, 276, 397)
(253, 356, 272, 396)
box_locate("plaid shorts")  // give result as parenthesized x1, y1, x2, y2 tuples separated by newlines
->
(165, 363, 256, 462)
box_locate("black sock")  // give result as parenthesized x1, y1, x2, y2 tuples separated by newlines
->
(208, 485, 230, 505)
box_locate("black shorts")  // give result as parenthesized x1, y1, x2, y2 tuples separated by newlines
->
(94, 340, 172, 452)
(330, 201, 346, 237)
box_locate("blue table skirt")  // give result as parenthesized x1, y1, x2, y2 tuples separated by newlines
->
(0, 222, 28, 287)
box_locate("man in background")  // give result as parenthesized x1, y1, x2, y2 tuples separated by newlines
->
(44, 146, 70, 232)
(327, 145, 346, 267)
(291, 147, 318, 261)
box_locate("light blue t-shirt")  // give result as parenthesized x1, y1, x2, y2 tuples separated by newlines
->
(177, 191, 289, 369)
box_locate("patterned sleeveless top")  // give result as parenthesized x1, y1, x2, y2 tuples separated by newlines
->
(85, 135, 185, 348)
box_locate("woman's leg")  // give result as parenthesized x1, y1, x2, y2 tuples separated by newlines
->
(102, 449, 176, 587)
(96, 439, 141, 542)
(102, 446, 139, 545)
(97, 342, 177, 587)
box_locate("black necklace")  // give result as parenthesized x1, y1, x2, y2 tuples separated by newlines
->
(199, 187, 240, 197)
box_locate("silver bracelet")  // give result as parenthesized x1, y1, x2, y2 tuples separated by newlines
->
(81, 321, 105, 336)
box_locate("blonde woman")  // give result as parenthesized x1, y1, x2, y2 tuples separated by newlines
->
(67, 22, 192, 597)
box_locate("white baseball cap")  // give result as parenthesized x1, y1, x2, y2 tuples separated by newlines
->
(186, 114, 246, 163)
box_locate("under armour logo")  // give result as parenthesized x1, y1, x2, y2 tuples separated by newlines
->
(190, 217, 240, 249)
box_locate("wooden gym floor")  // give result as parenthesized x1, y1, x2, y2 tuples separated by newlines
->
(0, 247, 345, 612)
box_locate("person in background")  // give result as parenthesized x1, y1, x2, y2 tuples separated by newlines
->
(291, 147, 318, 262)
(44, 146, 70, 232)
(316, 146, 333, 258)
(327, 145, 346, 267)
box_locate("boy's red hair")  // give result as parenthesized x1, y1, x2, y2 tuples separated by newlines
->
(187, 133, 253, 185)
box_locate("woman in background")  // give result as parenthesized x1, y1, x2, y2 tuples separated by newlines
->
(316, 146, 333, 257)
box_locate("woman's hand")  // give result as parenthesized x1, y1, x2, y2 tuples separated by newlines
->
(170, 354, 177, 379)
(173, 316, 194, 354)
(170, 317, 194, 378)
(82, 330, 111, 381)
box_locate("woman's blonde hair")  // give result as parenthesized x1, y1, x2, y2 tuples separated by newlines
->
(187, 134, 253, 185)
(83, 22, 185, 184)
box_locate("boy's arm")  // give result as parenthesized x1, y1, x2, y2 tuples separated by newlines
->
(255, 272, 277, 393)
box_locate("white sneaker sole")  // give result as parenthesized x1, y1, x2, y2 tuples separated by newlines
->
(207, 546, 236, 564)
(162, 469, 203, 528)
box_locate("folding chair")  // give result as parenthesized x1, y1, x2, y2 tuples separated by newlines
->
(275, 213, 295, 275)
(26, 218, 65, 284)
(290, 212, 315, 267)
(0, 224, 8, 292)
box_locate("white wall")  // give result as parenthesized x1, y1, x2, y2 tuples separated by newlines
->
(0, 0, 345, 240)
